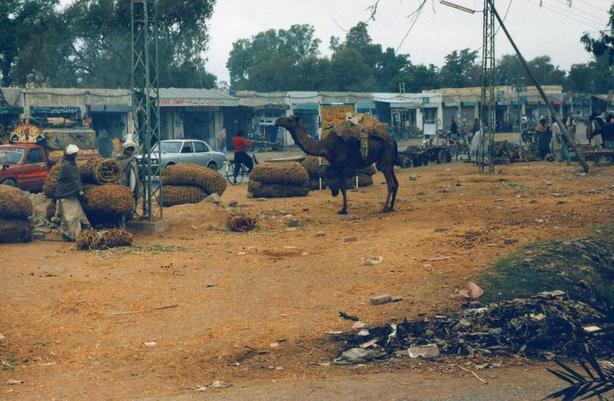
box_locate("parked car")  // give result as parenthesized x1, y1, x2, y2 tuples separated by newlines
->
(0, 143, 51, 191)
(143, 140, 226, 170)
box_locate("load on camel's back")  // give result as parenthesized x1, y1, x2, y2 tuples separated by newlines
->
(275, 115, 400, 215)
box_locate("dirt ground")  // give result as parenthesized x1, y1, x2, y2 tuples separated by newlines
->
(1, 160, 613, 400)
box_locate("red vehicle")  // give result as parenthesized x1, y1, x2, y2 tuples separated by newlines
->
(0, 143, 50, 191)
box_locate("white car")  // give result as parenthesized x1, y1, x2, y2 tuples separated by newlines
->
(144, 139, 226, 170)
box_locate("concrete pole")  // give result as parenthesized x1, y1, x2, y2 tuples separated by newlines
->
(487, 0, 589, 173)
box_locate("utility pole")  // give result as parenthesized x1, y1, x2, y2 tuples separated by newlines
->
(486, 0, 589, 173)
(130, 0, 167, 231)
(479, 0, 496, 173)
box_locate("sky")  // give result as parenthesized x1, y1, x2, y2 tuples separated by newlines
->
(205, 0, 612, 82)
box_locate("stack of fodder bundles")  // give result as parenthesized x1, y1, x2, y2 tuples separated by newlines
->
(301, 156, 329, 190)
(161, 185, 208, 207)
(161, 163, 226, 206)
(77, 228, 133, 251)
(43, 159, 123, 198)
(344, 165, 376, 188)
(82, 184, 134, 226)
(79, 159, 123, 185)
(43, 159, 133, 227)
(247, 162, 309, 198)
(0, 184, 33, 243)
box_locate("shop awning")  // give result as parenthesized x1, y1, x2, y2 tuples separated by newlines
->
(292, 103, 319, 112)
(88, 104, 132, 113)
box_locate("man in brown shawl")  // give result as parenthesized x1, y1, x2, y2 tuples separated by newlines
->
(55, 144, 90, 241)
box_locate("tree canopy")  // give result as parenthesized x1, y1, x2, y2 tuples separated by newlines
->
(227, 20, 612, 94)
(0, 0, 217, 88)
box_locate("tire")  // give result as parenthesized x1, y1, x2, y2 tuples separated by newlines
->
(226, 162, 247, 185)
(437, 150, 448, 164)
(401, 157, 412, 169)
(207, 161, 218, 170)
(1, 179, 16, 187)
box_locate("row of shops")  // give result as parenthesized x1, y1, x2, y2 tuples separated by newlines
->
(1, 86, 611, 152)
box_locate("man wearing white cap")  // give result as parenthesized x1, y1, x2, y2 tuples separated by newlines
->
(115, 139, 141, 204)
(55, 144, 90, 241)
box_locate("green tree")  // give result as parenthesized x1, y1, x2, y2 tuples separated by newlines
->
(581, 4, 614, 65)
(330, 47, 376, 91)
(0, 0, 72, 86)
(58, 0, 216, 88)
(227, 24, 321, 90)
(439, 49, 480, 88)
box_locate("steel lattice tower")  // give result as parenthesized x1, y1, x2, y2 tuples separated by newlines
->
(131, 0, 162, 220)
(479, 0, 496, 173)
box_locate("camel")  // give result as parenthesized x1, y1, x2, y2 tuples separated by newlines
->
(275, 115, 399, 214)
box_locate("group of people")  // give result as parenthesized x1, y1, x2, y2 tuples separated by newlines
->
(532, 115, 578, 161)
(54, 139, 140, 241)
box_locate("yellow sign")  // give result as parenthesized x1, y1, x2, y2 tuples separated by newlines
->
(9, 123, 43, 143)
(320, 105, 354, 138)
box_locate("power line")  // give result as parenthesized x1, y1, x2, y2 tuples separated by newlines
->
(396, 0, 428, 52)
(524, 0, 599, 29)
(576, 0, 612, 14)
(547, 0, 609, 25)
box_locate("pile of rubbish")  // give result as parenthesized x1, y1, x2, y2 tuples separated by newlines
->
(248, 162, 310, 198)
(494, 141, 523, 164)
(333, 291, 612, 365)
(0, 185, 33, 243)
(227, 213, 257, 232)
(161, 163, 227, 207)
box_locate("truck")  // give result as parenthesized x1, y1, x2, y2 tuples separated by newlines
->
(0, 143, 51, 191)
(9, 122, 99, 164)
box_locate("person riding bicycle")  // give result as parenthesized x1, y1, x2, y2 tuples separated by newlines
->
(231, 129, 254, 183)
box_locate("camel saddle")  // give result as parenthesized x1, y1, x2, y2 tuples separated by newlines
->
(332, 115, 391, 160)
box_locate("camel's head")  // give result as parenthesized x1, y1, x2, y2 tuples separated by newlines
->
(275, 115, 300, 130)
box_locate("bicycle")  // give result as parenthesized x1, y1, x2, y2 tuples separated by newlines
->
(225, 152, 258, 184)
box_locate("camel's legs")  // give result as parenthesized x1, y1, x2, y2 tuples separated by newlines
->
(338, 186, 348, 215)
(381, 167, 399, 212)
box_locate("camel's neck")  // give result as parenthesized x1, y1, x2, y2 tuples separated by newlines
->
(288, 124, 327, 157)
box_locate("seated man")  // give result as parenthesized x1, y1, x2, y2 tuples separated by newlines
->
(231, 130, 253, 183)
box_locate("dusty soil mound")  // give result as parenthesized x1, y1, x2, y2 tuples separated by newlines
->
(480, 225, 614, 316)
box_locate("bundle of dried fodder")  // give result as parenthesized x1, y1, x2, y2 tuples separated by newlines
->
(79, 159, 123, 185)
(77, 228, 133, 250)
(43, 159, 123, 198)
(43, 160, 134, 228)
(344, 165, 376, 188)
(248, 162, 310, 198)
(227, 213, 257, 232)
(0, 184, 33, 243)
(161, 185, 208, 207)
(160, 163, 226, 207)
(82, 184, 134, 226)
(302, 156, 328, 190)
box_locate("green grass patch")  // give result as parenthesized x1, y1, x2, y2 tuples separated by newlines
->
(500, 181, 533, 191)
(480, 224, 614, 316)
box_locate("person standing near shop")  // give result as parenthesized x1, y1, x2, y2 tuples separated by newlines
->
(535, 117, 551, 160)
